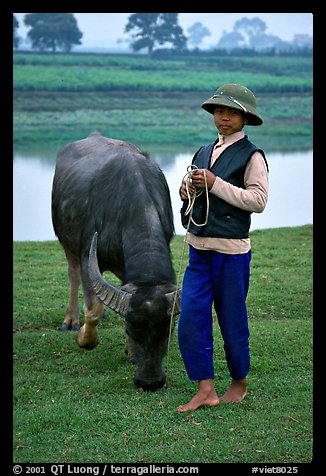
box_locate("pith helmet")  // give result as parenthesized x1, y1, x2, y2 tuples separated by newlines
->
(201, 83, 263, 126)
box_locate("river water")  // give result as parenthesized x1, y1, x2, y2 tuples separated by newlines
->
(13, 149, 313, 241)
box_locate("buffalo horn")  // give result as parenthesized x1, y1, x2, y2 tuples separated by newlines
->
(88, 232, 132, 317)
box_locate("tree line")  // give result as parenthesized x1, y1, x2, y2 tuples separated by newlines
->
(13, 13, 312, 57)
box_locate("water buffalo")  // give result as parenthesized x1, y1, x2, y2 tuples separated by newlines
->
(51, 132, 181, 391)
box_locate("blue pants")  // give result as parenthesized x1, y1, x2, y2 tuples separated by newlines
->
(178, 245, 251, 381)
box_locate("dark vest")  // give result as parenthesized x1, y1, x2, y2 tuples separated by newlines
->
(181, 136, 267, 238)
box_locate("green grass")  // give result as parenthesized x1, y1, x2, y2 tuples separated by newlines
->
(13, 226, 313, 463)
(13, 91, 312, 152)
(13, 52, 312, 78)
(13, 52, 312, 152)
(13, 64, 311, 92)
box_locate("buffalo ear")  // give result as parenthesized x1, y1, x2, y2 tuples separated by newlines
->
(88, 232, 132, 317)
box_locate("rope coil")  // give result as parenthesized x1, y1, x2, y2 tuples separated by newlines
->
(183, 164, 210, 228)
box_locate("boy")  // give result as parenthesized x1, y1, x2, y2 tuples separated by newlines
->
(177, 84, 269, 412)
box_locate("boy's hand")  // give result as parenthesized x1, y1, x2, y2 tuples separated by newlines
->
(191, 169, 215, 189)
(179, 179, 195, 201)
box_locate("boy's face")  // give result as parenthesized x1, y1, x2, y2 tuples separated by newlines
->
(213, 106, 248, 136)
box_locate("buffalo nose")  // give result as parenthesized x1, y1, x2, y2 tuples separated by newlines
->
(134, 376, 166, 392)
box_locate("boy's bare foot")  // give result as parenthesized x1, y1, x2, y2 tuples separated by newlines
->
(220, 378, 247, 403)
(177, 379, 219, 412)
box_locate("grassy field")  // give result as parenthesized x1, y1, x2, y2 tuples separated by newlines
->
(13, 52, 312, 152)
(13, 225, 313, 464)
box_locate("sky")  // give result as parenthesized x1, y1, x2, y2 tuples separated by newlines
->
(14, 12, 313, 50)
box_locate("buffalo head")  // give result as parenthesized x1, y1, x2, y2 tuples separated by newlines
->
(88, 232, 181, 391)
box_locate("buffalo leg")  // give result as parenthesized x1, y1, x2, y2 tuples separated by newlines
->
(125, 336, 138, 364)
(76, 261, 104, 350)
(61, 251, 81, 331)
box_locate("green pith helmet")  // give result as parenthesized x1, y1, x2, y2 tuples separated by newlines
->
(201, 83, 263, 126)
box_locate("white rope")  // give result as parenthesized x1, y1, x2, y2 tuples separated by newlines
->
(183, 165, 210, 227)
(165, 164, 210, 388)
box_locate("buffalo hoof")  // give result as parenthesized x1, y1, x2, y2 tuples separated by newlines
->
(76, 325, 99, 350)
(75, 334, 99, 350)
(60, 323, 80, 331)
(79, 341, 99, 350)
(128, 356, 139, 365)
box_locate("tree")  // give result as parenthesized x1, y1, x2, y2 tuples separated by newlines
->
(24, 13, 83, 53)
(217, 30, 245, 50)
(187, 22, 211, 49)
(216, 16, 288, 51)
(13, 14, 20, 49)
(233, 17, 267, 46)
(249, 33, 286, 51)
(125, 13, 187, 57)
